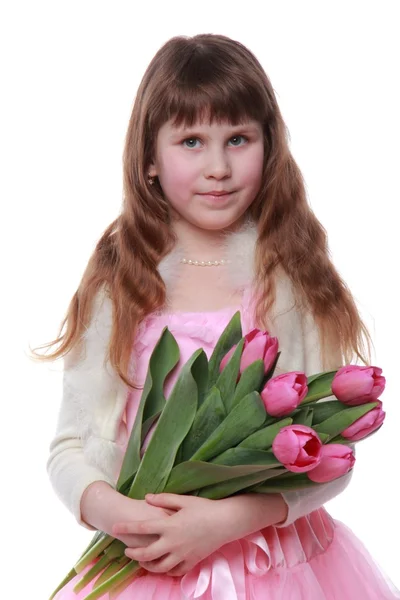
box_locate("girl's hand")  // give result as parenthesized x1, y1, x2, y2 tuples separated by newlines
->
(112, 501, 176, 549)
(112, 493, 232, 577)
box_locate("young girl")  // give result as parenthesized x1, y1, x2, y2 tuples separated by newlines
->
(40, 33, 400, 599)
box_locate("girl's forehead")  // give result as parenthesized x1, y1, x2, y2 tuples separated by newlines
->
(163, 115, 259, 133)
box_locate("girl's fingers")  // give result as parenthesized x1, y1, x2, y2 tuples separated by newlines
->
(117, 533, 158, 548)
(140, 554, 182, 574)
(145, 493, 186, 510)
(113, 519, 164, 536)
(125, 539, 168, 563)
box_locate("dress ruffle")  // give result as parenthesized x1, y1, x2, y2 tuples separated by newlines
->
(52, 508, 400, 599)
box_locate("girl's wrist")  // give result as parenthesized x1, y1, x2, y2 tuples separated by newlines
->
(217, 492, 289, 542)
(80, 481, 122, 532)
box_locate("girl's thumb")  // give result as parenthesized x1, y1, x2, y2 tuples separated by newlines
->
(145, 493, 184, 509)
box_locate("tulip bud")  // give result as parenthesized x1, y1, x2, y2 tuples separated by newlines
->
(332, 365, 386, 406)
(342, 401, 386, 441)
(220, 328, 279, 376)
(272, 424, 322, 473)
(261, 371, 308, 417)
(307, 444, 355, 483)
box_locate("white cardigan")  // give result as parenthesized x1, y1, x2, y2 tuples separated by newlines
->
(47, 222, 353, 531)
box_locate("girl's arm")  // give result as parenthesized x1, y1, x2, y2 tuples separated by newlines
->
(262, 299, 354, 528)
(275, 463, 353, 527)
(215, 464, 353, 539)
(80, 481, 172, 547)
(273, 304, 354, 527)
(46, 287, 124, 531)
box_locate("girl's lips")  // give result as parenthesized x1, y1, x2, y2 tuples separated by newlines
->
(200, 191, 234, 200)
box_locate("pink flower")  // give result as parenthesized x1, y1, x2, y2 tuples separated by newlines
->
(272, 425, 322, 473)
(220, 328, 279, 376)
(260, 371, 308, 417)
(341, 400, 386, 441)
(332, 365, 386, 406)
(307, 444, 355, 483)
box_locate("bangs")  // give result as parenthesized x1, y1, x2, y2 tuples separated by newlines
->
(149, 49, 269, 132)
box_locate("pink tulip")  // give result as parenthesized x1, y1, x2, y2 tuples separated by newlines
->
(307, 444, 355, 483)
(272, 425, 322, 473)
(332, 365, 386, 406)
(260, 371, 308, 417)
(219, 328, 279, 376)
(341, 400, 386, 441)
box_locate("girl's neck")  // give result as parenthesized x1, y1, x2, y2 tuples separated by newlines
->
(159, 216, 258, 293)
(172, 218, 233, 262)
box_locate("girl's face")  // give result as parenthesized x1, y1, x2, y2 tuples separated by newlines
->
(148, 117, 264, 231)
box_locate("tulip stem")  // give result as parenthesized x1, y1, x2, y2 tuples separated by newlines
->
(73, 539, 126, 593)
(74, 535, 115, 572)
(92, 555, 131, 589)
(48, 567, 78, 600)
(81, 560, 143, 600)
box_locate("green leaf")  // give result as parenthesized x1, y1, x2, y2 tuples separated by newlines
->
(180, 386, 226, 462)
(237, 418, 293, 450)
(307, 370, 336, 385)
(250, 472, 320, 493)
(128, 349, 206, 499)
(189, 391, 267, 462)
(311, 400, 346, 424)
(207, 311, 242, 392)
(116, 327, 179, 491)
(231, 359, 265, 409)
(215, 338, 245, 412)
(141, 411, 161, 441)
(197, 467, 287, 499)
(291, 407, 313, 426)
(301, 371, 337, 404)
(164, 460, 282, 494)
(314, 401, 379, 440)
(211, 447, 280, 468)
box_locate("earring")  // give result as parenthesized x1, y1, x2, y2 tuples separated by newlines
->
(148, 174, 156, 186)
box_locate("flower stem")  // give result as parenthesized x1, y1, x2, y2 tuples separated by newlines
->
(73, 540, 126, 593)
(81, 560, 143, 600)
(92, 555, 131, 589)
(74, 534, 115, 572)
(48, 567, 78, 600)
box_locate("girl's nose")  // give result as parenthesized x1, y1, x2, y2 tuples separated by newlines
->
(204, 148, 232, 180)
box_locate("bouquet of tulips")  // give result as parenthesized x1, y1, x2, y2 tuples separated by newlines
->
(49, 312, 386, 599)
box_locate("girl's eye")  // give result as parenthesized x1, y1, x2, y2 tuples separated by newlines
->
(229, 135, 247, 146)
(181, 135, 248, 149)
(183, 138, 200, 149)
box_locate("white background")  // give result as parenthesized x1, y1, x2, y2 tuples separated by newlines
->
(1, 1, 399, 598)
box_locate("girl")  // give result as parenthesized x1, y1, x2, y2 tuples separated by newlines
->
(39, 33, 400, 599)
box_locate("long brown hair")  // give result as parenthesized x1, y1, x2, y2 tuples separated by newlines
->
(31, 33, 373, 387)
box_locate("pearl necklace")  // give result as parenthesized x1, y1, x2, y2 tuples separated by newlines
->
(181, 258, 231, 267)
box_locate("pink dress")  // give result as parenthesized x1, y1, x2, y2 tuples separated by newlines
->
(54, 297, 400, 599)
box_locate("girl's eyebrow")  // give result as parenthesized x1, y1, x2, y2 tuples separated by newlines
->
(168, 124, 260, 140)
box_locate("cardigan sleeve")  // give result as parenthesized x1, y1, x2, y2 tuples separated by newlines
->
(46, 289, 121, 531)
(274, 303, 352, 527)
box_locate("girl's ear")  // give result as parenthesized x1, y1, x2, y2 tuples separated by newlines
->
(148, 163, 157, 177)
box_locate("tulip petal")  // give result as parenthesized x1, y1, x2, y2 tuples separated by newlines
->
(272, 429, 300, 464)
(241, 334, 268, 372)
(219, 344, 237, 372)
(307, 445, 355, 483)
